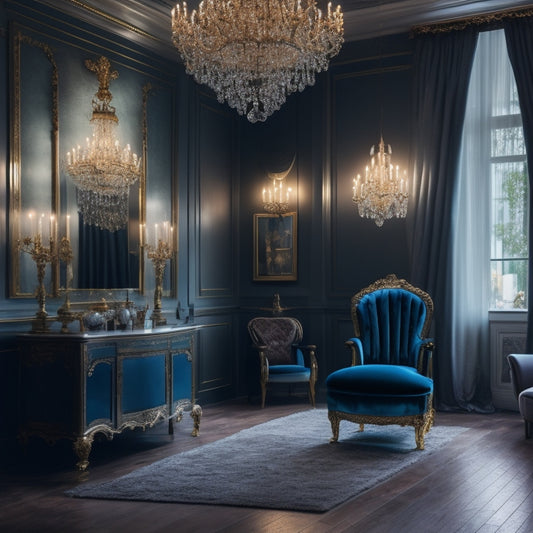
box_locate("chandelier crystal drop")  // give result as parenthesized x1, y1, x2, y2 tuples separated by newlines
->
(352, 137, 408, 227)
(171, 0, 344, 123)
(65, 56, 142, 232)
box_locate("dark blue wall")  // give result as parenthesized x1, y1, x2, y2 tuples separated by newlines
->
(0, 1, 414, 448)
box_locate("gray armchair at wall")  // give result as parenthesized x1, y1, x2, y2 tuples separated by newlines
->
(507, 353, 533, 438)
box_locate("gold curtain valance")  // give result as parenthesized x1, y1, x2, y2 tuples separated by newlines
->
(411, 4, 533, 36)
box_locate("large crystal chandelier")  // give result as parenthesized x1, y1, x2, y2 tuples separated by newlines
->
(352, 137, 408, 227)
(171, 0, 344, 123)
(65, 56, 142, 232)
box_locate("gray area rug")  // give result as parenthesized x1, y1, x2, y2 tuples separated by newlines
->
(66, 409, 467, 512)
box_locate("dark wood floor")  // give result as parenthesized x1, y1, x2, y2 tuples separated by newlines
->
(1, 396, 532, 533)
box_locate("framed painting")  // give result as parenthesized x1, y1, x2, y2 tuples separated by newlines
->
(253, 212, 297, 281)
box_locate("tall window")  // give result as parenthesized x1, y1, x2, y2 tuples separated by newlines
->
(462, 29, 529, 310)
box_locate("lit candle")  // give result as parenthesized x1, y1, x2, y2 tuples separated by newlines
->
(154, 223, 159, 247)
(262, 188, 266, 203)
(49, 214, 54, 245)
(66, 214, 70, 241)
(170, 225, 174, 251)
(28, 212, 35, 237)
(38, 213, 43, 239)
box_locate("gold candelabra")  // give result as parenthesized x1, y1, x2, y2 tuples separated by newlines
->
(18, 232, 56, 333)
(145, 236, 174, 327)
(56, 235, 83, 333)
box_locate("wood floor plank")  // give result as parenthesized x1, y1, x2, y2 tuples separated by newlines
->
(1, 399, 532, 533)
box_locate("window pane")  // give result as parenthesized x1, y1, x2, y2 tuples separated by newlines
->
(491, 162, 528, 260)
(491, 126, 525, 157)
(491, 259, 528, 309)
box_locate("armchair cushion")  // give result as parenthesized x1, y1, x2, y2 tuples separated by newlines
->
(326, 365, 433, 418)
(268, 365, 311, 383)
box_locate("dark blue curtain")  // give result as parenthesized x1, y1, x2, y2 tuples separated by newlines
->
(78, 216, 132, 288)
(504, 16, 533, 353)
(409, 28, 480, 410)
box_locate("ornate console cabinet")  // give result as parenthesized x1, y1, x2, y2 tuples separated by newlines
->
(17, 327, 202, 470)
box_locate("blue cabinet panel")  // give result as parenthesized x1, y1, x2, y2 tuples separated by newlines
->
(86, 361, 113, 424)
(173, 352, 192, 404)
(122, 354, 166, 413)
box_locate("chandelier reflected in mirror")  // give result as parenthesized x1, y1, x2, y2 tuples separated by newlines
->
(352, 137, 408, 227)
(65, 56, 142, 232)
(171, 1, 344, 123)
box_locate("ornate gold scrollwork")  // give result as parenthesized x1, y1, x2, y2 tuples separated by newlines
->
(411, 6, 533, 36)
(328, 403, 435, 450)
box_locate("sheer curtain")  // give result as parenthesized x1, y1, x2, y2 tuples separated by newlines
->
(451, 30, 515, 412)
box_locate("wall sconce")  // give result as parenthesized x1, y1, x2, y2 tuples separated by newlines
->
(261, 156, 295, 215)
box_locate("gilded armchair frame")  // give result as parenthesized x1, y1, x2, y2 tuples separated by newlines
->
(329, 274, 435, 450)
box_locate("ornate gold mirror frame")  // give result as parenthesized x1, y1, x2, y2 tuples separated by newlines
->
(9, 27, 60, 297)
(8, 25, 178, 301)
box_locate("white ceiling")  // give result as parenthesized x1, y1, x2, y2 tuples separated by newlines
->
(42, 0, 533, 60)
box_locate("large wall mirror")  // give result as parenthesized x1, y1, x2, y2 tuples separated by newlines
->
(9, 24, 176, 301)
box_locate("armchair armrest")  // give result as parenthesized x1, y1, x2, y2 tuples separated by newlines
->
(345, 338, 364, 366)
(417, 340, 434, 377)
(293, 344, 318, 376)
(508, 354, 533, 398)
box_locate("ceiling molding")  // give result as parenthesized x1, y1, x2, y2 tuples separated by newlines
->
(36, 0, 533, 60)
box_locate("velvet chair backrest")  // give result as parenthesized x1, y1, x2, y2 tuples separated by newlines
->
(351, 275, 433, 368)
(248, 317, 303, 365)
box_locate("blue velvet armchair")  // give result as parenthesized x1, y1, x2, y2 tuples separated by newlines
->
(248, 317, 318, 408)
(326, 274, 435, 450)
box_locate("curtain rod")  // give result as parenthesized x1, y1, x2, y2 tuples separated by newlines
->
(411, 4, 533, 36)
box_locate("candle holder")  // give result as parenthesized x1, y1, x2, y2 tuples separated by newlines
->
(146, 239, 174, 326)
(56, 237, 84, 333)
(19, 234, 56, 333)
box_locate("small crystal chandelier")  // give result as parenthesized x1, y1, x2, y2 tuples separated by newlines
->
(262, 156, 295, 215)
(171, 1, 344, 123)
(352, 137, 408, 227)
(263, 178, 293, 215)
(65, 56, 142, 232)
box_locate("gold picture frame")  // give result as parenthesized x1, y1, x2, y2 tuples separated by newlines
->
(253, 212, 297, 281)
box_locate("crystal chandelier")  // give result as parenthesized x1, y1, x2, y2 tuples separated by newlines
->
(352, 137, 408, 227)
(171, 0, 344, 123)
(65, 56, 142, 232)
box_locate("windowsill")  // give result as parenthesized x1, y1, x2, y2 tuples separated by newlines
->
(489, 309, 528, 322)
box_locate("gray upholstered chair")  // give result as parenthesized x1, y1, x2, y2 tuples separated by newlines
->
(507, 353, 533, 439)
(248, 317, 318, 408)
(326, 274, 435, 450)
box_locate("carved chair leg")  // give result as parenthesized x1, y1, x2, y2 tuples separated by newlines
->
(190, 404, 202, 437)
(309, 382, 316, 408)
(414, 425, 425, 450)
(328, 411, 340, 443)
(260, 381, 267, 408)
(73, 435, 94, 472)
